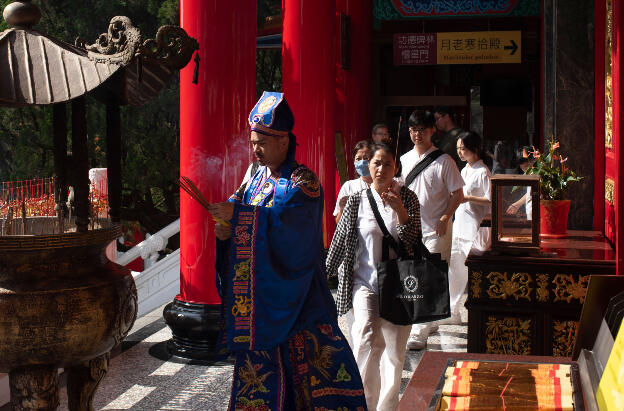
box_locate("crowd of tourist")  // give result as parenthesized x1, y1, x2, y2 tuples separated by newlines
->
(208, 92, 526, 410)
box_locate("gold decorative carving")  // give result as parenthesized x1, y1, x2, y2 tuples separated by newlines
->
(486, 272, 533, 301)
(470, 271, 482, 298)
(536, 274, 549, 302)
(605, 179, 615, 204)
(552, 320, 578, 357)
(485, 316, 532, 355)
(605, 0, 613, 149)
(552, 274, 589, 303)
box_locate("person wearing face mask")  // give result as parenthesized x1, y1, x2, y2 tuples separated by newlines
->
(334, 140, 374, 224)
(327, 141, 421, 411)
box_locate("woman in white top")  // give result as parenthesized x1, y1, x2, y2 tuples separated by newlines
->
(326, 142, 421, 411)
(334, 140, 373, 223)
(448, 131, 492, 323)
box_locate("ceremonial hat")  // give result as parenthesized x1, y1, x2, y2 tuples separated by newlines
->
(248, 91, 294, 138)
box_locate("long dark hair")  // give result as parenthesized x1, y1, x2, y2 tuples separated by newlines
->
(458, 131, 484, 160)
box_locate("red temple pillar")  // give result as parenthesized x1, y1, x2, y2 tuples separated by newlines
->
(164, 0, 256, 359)
(613, 0, 624, 274)
(335, 0, 372, 180)
(282, 0, 336, 246)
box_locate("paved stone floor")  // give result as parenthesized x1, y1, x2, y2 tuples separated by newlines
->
(10, 293, 467, 410)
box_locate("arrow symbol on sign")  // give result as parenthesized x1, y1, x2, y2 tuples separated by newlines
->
(504, 40, 518, 55)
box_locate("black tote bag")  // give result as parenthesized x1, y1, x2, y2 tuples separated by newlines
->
(366, 189, 451, 326)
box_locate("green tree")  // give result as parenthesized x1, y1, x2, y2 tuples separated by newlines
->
(0, 0, 182, 234)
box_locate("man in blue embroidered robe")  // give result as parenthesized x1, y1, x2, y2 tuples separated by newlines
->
(211, 92, 367, 411)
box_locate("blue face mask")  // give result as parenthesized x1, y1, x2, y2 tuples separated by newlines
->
(354, 160, 370, 177)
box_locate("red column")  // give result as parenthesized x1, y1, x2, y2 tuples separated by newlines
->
(282, 0, 336, 246)
(335, 0, 372, 180)
(166, 0, 256, 359)
(613, 0, 624, 274)
(594, 0, 606, 231)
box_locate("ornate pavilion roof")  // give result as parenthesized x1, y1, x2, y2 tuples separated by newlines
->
(0, 1, 198, 107)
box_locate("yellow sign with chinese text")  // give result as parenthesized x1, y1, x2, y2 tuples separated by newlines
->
(597, 321, 624, 410)
(437, 31, 521, 64)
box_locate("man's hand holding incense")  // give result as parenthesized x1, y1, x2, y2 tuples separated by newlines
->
(214, 223, 231, 240)
(210, 202, 234, 241)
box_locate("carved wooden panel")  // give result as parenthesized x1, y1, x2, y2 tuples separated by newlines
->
(486, 271, 533, 301)
(470, 271, 482, 298)
(552, 274, 589, 304)
(484, 315, 533, 355)
(552, 320, 578, 357)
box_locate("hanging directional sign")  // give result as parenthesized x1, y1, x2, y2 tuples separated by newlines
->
(394, 31, 522, 65)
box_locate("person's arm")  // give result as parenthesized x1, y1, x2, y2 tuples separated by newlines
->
(334, 195, 348, 224)
(395, 187, 421, 252)
(506, 193, 528, 215)
(464, 194, 491, 206)
(465, 171, 492, 206)
(327, 195, 358, 277)
(435, 188, 463, 236)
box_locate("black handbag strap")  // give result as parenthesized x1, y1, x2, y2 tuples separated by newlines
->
(404, 149, 444, 187)
(366, 188, 404, 260)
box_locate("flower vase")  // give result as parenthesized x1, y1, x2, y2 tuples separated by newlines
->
(540, 199, 571, 237)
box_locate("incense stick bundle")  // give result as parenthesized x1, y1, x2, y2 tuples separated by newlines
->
(178, 176, 231, 227)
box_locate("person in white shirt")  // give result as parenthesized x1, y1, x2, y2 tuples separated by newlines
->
(334, 140, 373, 224)
(326, 141, 421, 411)
(447, 131, 492, 324)
(333, 140, 373, 346)
(400, 110, 464, 350)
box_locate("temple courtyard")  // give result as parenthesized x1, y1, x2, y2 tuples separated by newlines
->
(0, 294, 468, 410)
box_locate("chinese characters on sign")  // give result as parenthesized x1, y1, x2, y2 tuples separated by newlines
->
(394, 31, 522, 65)
(393, 33, 437, 65)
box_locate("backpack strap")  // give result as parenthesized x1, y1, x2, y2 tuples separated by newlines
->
(404, 149, 444, 187)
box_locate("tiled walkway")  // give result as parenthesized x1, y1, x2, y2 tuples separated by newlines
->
(8, 294, 467, 410)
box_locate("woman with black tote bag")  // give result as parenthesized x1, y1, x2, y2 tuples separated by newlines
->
(326, 142, 421, 411)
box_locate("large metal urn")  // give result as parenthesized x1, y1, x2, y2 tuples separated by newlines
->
(0, 221, 137, 410)
(0, 1, 198, 408)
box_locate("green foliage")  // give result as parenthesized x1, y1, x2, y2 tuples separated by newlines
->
(256, 49, 282, 97)
(256, 0, 282, 97)
(525, 138, 583, 200)
(0, 0, 181, 230)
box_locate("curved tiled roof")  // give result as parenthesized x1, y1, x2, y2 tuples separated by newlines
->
(0, 28, 121, 106)
(0, 14, 198, 107)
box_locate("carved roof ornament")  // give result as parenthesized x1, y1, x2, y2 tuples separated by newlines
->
(78, 16, 142, 67)
(0, 1, 199, 107)
(76, 19, 199, 105)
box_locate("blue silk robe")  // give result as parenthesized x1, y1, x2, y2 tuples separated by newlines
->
(216, 161, 367, 411)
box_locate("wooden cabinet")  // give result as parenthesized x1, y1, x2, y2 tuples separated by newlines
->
(465, 230, 615, 357)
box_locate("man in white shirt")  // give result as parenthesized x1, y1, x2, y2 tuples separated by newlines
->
(400, 110, 464, 350)
(371, 123, 391, 143)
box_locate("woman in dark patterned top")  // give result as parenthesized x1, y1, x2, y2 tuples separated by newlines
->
(326, 141, 421, 411)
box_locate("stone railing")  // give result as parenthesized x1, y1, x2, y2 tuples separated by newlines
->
(117, 219, 180, 267)
(118, 219, 181, 317)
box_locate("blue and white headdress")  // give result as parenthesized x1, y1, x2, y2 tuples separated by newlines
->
(248, 91, 294, 138)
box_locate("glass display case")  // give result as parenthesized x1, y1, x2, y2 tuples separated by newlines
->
(490, 175, 540, 254)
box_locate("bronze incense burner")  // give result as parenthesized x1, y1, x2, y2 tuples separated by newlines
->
(0, 0, 197, 409)
(0, 221, 137, 410)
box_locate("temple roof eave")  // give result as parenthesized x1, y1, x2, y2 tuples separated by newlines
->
(0, 12, 198, 108)
(0, 28, 123, 107)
